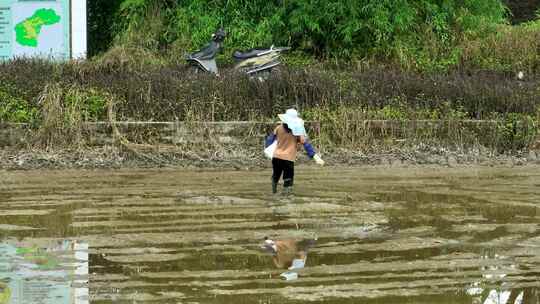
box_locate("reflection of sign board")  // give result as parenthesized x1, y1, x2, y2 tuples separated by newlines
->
(0, 240, 89, 304)
(0, 0, 87, 60)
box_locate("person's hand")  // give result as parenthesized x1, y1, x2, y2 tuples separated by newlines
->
(313, 154, 325, 166)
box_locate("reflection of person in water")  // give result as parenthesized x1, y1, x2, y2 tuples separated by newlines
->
(501, 288, 537, 304)
(475, 287, 539, 304)
(261, 237, 316, 269)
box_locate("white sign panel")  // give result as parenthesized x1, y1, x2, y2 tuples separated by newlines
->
(0, 0, 87, 60)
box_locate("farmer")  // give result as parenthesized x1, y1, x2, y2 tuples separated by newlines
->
(265, 108, 324, 194)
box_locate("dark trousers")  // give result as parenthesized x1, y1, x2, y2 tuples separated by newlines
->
(272, 158, 294, 187)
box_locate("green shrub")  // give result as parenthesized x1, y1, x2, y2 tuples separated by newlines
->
(461, 20, 540, 73)
(1, 57, 538, 153)
(1, 58, 537, 124)
(0, 84, 38, 123)
(63, 88, 109, 122)
(495, 113, 537, 152)
(88, 0, 123, 56)
(84, 1, 540, 72)
(105, 0, 509, 69)
(34, 84, 110, 147)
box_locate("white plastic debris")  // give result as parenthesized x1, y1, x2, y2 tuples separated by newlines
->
(280, 271, 298, 281)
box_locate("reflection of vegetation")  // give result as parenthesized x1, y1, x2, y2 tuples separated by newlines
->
(16, 246, 59, 270)
(0, 281, 11, 304)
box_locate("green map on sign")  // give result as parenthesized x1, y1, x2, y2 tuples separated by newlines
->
(14, 9, 61, 47)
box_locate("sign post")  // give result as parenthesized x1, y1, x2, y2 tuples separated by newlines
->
(71, 0, 86, 59)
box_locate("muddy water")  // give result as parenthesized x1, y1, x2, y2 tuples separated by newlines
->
(0, 166, 539, 303)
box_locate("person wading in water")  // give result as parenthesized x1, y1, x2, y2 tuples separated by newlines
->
(265, 108, 325, 194)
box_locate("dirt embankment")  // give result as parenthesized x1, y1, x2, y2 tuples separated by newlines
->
(2, 119, 539, 170)
(1, 145, 539, 170)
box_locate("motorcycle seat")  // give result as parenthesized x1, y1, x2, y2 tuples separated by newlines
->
(188, 42, 221, 61)
(233, 48, 268, 60)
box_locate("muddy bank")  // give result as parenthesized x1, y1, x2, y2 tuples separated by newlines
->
(1, 145, 539, 170)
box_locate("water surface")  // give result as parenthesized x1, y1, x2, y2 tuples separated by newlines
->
(0, 166, 539, 303)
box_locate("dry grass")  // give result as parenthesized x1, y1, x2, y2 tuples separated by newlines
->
(35, 84, 82, 149)
(461, 22, 540, 74)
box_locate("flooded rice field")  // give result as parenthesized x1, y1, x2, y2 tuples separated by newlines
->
(0, 166, 539, 303)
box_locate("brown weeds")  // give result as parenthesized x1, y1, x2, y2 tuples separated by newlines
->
(461, 23, 540, 74)
(35, 84, 83, 149)
(1, 57, 539, 154)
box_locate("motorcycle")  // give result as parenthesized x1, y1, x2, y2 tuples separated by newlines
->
(186, 29, 290, 76)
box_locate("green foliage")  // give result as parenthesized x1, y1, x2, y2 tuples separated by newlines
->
(0, 84, 38, 123)
(461, 20, 540, 73)
(84, 0, 540, 72)
(0, 81, 107, 125)
(1, 57, 538, 153)
(282, 51, 316, 67)
(2, 58, 538, 124)
(88, 0, 123, 56)
(495, 113, 537, 152)
(35, 84, 110, 148)
(106, 0, 510, 70)
(303, 105, 538, 153)
(64, 88, 108, 122)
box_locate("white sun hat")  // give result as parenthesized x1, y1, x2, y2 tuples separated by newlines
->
(278, 108, 306, 136)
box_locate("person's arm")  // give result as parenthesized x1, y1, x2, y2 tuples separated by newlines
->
(299, 136, 325, 165)
(265, 133, 276, 148)
(265, 126, 279, 148)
